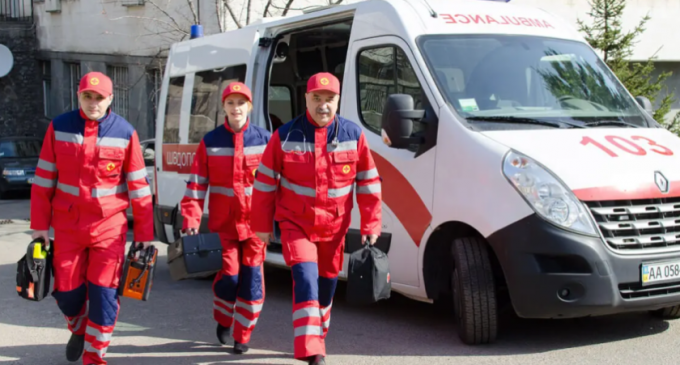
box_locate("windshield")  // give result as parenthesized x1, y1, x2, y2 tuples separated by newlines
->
(0, 140, 42, 158)
(417, 34, 654, 127)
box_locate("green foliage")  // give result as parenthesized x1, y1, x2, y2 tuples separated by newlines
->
(577, 0, 675, 124)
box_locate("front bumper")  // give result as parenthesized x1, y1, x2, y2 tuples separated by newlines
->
(487, 214, 680, 319)
(1, 175, 35, 191)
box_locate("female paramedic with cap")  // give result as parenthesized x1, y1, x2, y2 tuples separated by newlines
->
(180, 81, 271, 355)
(30, 71, 154, 365)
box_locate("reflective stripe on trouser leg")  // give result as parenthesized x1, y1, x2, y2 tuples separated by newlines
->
(318, 276, 338, 338)
(233, 264, 265, 344)
(53, 283, 88, 335)
(83, 283, 120, 365)
(292, 262, 325, 360)
(213, 235, 240, 328)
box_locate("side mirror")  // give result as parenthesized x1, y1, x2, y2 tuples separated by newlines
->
(380, 94, 425, 149)
(635, 96, 654, 115)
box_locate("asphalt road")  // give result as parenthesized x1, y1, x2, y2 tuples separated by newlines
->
(0, 196, 679, 365)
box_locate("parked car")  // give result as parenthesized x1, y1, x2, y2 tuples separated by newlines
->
(126, 138, 156, 220)
(0, 136, 42, 199)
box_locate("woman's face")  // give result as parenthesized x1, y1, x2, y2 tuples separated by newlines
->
(223, 94, 250, 128)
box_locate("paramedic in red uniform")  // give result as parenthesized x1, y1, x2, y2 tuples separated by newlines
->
(180, 82, 271, 355)
(251, 72, 382, 365)
(30, 71, 154, 365)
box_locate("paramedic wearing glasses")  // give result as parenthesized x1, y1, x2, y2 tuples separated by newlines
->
(30, 72, 154, 365)
(251, 72, 382, 365)
(180, 82, 271, 355)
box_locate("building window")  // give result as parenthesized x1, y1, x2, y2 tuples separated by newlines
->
(163, 76, 184, 143)
(107, 65, 129, 119)
(40, 60, 52, 118)
(67, 62, 81, 111)
(188, 64, 247, 143)
(357, 46, 424, 135)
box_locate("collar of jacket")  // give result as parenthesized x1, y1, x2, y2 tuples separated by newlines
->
(223, 117, 250, 134)
(79, 108, 112, 123)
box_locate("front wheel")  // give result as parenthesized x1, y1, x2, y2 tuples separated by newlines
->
(451, 236, 498, 345)
(649, 305, 680, 319)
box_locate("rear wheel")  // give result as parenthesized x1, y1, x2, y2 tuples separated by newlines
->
(650, 305, 680, 319)
(451, 236, 498, 345)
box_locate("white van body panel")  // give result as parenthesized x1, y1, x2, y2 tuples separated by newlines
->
(153, 0, 680, 315)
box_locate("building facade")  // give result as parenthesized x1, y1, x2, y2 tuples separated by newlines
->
(23, 0, 680, 140)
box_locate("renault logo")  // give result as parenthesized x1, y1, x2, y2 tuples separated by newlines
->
(655, 171, 669, 194)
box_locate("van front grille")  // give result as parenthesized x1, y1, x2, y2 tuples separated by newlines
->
(584, 197, 680, 253)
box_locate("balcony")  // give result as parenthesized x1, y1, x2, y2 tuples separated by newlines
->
(0, 0, 33, 22)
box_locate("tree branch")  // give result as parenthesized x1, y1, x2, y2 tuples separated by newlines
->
(186, 0, 200, 24)
(224, 0, 243, 28)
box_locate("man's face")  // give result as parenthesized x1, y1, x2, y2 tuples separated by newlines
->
(305, 90, 339, 126)
(78, 91, 113, 120)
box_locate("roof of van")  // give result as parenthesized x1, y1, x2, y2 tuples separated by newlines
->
(167, 0, 584, 56)
(173, 0, 582, 43)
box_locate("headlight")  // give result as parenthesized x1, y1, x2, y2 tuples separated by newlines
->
(2, 169, 25, 176)
(502, 150, 598, 236)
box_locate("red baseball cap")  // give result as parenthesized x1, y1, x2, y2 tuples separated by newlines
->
(78, 72, 113, 97)
(222, 82, 252, 103)
(307, 72, 340, 94)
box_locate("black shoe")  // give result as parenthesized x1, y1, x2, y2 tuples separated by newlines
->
(233, 340, 249, 354)
(308, 355, 326, 365)
(216, 324, 231, 345)
(65, 333, 85, 362)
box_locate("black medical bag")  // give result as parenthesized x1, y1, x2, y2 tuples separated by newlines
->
(167, 233, 222, 281)
(346, 244, 391, 305)
(16, 238, 53, 302)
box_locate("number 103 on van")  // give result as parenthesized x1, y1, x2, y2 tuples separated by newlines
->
(581, 135, 674, 157)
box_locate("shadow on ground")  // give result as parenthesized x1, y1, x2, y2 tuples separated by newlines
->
(0, 241, 674, 365)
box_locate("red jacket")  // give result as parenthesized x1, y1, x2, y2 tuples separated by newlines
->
(251, 112, 382, 242)
(181, 120, 271, 240)
(30, 109, 154, 243)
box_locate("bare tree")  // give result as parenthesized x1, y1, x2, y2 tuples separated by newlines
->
(108, 0, 344, 128)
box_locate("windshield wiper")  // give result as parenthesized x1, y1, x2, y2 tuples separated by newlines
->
(465, 116, 585, 129)
(583, 120, 640, 128)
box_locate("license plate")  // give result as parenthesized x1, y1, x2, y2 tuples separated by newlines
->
(27, 178, 34, 184)
(641, 260, 680, 286)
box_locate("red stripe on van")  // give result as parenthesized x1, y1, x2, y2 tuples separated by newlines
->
(371, 151, 432, 247)
(573, 181, 680, 201)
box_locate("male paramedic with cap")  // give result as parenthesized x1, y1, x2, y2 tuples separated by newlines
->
(30, 71, 154, 365)
(251, 72, 382, 365)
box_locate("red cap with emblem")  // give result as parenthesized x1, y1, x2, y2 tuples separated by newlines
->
(222, 82, 252, 103)
(307, 72, 340, 94)
(78, 72, 113, 97)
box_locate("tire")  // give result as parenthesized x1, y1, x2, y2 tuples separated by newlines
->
(451, 236, 498, 345)
(650, 305, 680, 319)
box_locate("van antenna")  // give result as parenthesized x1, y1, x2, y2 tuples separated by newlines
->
(420, 0, 437, 18)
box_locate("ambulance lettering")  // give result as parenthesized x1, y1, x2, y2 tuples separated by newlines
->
(162, 144, 199, 174)
(441, 13, 554, 29)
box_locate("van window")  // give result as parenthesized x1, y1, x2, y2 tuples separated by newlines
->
(163, 76, 184, 143)
(417, 35, 654, 128)
(268, 85, 293, 129)
(357, 46, 424, 135)
(188, 64, 247, 143)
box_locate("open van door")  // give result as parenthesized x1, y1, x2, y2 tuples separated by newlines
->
(154, 26, 262, 244)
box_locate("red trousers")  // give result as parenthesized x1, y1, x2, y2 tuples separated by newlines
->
(51, 232, 126, 365)
(281, 229, 345, 360)
(212, 233, 266, 344)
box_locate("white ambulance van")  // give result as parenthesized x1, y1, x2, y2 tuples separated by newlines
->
(152, 0, 680, 344)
